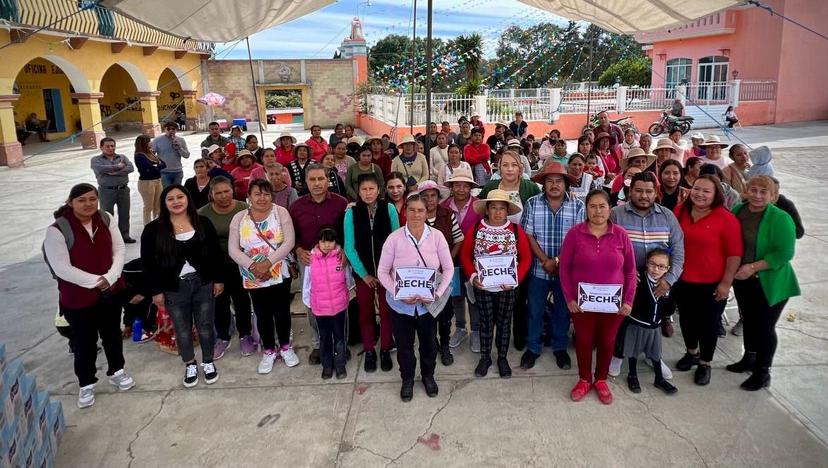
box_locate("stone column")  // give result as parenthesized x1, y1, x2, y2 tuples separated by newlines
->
(0, 95, 24, 167)
(72, 93, 106, 149)
(180, 90, 199, 130)
(138, 91, 162, 137)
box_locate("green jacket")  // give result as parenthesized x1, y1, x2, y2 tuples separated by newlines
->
(478, 178, 541, 203)
(732, 202, 800, 306)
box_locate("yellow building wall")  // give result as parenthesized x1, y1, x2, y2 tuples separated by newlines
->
(0, 29, 205, 136)
(13, 58, 80, 139)
(99, 65, 141, 125)
(157, 68, 184, 123)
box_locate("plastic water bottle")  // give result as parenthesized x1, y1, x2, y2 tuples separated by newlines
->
(132, 317, 143, 342)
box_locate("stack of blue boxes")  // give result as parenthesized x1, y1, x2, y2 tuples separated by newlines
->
(1, 344, 65, 468)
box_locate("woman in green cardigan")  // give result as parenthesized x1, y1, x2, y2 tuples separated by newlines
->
(727, 175, 800, 391)
(477, 150, 540, 225)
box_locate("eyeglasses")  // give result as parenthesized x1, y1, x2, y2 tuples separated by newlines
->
(647, 261, 670, 271)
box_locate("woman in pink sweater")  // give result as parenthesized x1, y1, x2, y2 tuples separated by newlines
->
(377, 194, 454, 402)
(302, 227, 350, 380)
(560, 189, 637, 405)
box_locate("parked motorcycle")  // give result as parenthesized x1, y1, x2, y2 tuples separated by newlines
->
(648, 111, 694, 136)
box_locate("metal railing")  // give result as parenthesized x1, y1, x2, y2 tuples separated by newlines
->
(739, 80, 777, 101)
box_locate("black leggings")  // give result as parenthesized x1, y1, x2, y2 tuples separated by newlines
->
(435, 301, 454, 348)
(249, 280, 292, 351)
(733, 277, 787, 368)
(215, 264, 252, 340)
(674, 280, 727, 362)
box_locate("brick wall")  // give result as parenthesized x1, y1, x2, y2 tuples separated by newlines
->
(206, 59, 356, 128)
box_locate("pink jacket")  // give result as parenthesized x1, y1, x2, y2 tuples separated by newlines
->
(307, 246, 350, 316)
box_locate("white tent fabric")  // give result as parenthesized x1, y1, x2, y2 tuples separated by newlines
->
(518, 0, 741, 34)
(100, 0, 335, 43)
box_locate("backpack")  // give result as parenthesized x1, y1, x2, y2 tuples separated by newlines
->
(43, 211, 111, 280)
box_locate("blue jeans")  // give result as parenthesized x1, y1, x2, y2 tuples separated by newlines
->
(161, 171, 183, 188)
(526, 275, 569, 354)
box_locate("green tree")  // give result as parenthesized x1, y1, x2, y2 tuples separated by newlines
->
(597, 57, 652, 86)
(453, 33, 483, 82)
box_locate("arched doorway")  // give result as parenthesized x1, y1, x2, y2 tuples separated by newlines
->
(158, 68, 185, 128)
(99, 63, 145, 132)
(12, 57, 83, 141)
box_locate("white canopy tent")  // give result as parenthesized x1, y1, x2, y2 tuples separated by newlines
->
(518, 0, 742, 34)
(99, 0, 335, 43)
(100, 0, 741, 43)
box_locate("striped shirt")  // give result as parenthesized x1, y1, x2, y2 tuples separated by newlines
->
(521, 193, 585, 280)
(609, 202, 684, 285)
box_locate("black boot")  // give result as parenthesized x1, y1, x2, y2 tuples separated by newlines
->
(400, 379, 414, 402)
(726, 352, 756, 373)
(497, 358, 512, 378)
(475, 357, 492, 377)
(364, 350, 377, 373)
(439, 345, 454, 366)
(380, 350, 393, 371)
(422, 375, 439, 397)
(740, 367, 771, 391)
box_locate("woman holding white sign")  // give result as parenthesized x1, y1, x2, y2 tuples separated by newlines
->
(560, 189, 638, 405)
(459, 189, 532, 379)
(377, 194, 454, 402)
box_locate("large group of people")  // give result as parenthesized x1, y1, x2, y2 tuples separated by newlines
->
(47, 114, 803, 408)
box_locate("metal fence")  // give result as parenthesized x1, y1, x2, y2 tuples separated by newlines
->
(366, 81, 776, 126)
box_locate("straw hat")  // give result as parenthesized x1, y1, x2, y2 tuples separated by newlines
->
(594, 131, 611, 144)
(698, 135, 729, 149)
(277, 132, 296, 144)
(365, 135, 383, 145)
(292, 142, 310, 156)
(443, 169, 478, 188)
(531, 161, 576, 184)
(399, 134, 417, 145)
(473, 189, 522, 216)
(237, 149, 255, 162)
(206, 144, 222, 155)
(653, 138, 678, 153)
(344, 136, 364, 146)
(506, 139, 522, 148)
(407, 180, 449, 199)
(620, 147, 657, 170)
(690, 132, 705, 141)
(495, 122, 507, 129)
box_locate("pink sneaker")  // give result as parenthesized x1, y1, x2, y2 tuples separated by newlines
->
(239, 335, 257, 357)
(570, 379, 592, 402)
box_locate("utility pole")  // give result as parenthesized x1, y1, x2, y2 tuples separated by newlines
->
(424, 0, 433, 159)
(585, 33, 596, 127)
(408, 0, 418, 133)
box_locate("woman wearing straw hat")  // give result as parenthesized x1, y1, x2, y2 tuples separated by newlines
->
(413, 180, 464, 366)
(649, 138, 679, 174)
(230, 150, 263, 201)
(344, 173, 400, 373)
(377, 194, 454, 401)
(391, 135, 430, 187)
(441, 170, 483, 351)
(699, 135, 729, 170)
(610, 147, 656, 195)
(593, 131, 620, 180)
(460, 189, 532, 378)
(274, 132, 297, 166)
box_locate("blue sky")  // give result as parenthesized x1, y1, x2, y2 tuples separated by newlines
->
(216, 0, 570, 60)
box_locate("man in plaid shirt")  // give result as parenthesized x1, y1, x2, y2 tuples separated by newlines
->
(520, 163, 585, 371)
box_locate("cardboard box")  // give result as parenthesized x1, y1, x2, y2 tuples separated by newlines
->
(0, 360, 24, 434)
(0, 342, 6, 374)
(14, 375, 36, 443)
(45, 402, 64, 457)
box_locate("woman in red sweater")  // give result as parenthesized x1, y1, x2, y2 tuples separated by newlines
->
(460, 189, 531, 379)
(673, 175, 742, 386)
(560, 189, 637, 405)
(463, 127, 492, 186)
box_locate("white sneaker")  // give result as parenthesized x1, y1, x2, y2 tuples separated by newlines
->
(258, 350, 277, 374)
(609, 356, 623, 377)
(108, 369, 136, 391)
(661, 360, 673, 380)
(77, 384, 95, 409)
(281, 347, 300, 368)
(202, 362, 219, 384)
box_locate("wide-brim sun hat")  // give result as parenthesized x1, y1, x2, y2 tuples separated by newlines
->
(292, 142, 310, 155)
(399, 134, 417, 145)
(699, 135, 729, 149)
(407, 180, 450, 200)
(654, 138, 678, 153)
(278, 132, 297, 144)
(444, 170, 478, 188)
(506, 139, 522, 148)
(237, 149, 255, 162)
(366, 135, 383, 145)
(690, 132, 705, 141)
(206, 144, 222, 155)
(531, 161, 576, 184)
(473, 189, 522, 216)
(621, 147, 657, 170)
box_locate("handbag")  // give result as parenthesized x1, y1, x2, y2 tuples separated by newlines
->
(409, 233, 451, 317)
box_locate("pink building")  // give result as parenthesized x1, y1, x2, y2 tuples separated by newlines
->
(635, 0, 828, 123)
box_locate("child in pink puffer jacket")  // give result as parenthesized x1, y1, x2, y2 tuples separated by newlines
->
(302, 228, 351, 379)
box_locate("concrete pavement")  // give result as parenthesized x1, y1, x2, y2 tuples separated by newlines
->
(1, 122, 827, 467)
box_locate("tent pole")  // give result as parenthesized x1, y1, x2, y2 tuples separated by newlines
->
(424, 0, 433, 160)
(409, 0, 417, 133)
(246, 36, 265, 145)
